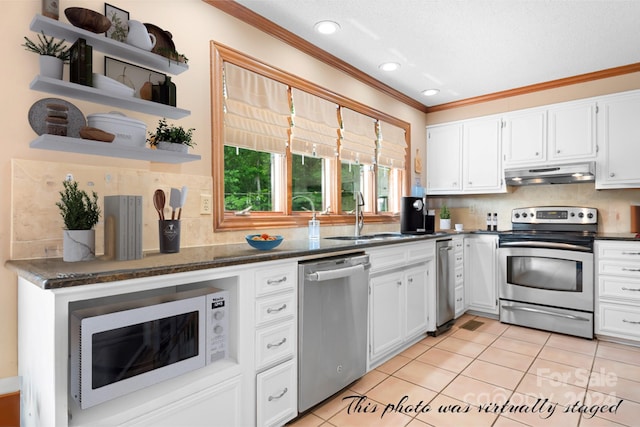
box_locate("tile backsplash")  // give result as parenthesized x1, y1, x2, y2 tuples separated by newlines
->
(10, 159, 640, 260)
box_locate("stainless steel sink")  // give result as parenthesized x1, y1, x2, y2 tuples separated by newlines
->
(325, 232, 407, 241)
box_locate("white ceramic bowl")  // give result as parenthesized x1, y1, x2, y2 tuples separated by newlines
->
(87, 112, 146, 147)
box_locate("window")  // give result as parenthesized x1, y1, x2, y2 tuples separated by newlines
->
(212, 42, 410, 231)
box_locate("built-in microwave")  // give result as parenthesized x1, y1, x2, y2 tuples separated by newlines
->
(69, 287, 229, 409)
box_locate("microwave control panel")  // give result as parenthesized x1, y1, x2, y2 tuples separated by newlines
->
(206, 289, 229, 364)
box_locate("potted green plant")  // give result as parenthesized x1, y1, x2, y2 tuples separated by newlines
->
(439, 204, 451, 230)
(147, 118, 196, 153)
(22, 31, 70, 80)
(56, 180, 101, 262)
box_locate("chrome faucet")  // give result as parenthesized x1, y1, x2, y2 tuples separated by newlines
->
(354, 192, 364, 237)
(291, 195, 315, 213)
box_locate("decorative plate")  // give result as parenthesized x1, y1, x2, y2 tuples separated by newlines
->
(28, 98, 86, 138)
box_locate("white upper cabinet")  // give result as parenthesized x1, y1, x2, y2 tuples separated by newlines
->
(426, 123, 463, 193)
(463, 115, 504, 193)
(426, 115, 504, 195)
(502, 107, 547, 166)
(503, 99, 597, 168)
(548, 99, 597, 162)
(596, 90, 640, 189)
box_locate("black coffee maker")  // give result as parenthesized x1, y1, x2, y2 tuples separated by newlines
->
(401, 196, 435, 234)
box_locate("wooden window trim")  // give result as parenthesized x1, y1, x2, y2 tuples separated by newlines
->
(211, 42, 410, 232)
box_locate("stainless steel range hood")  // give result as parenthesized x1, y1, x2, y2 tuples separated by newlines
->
(504, 162, 595, 186)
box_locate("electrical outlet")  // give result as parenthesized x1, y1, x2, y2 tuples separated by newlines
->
(200, 194, 212, 215)
(469, 204, 476, 214)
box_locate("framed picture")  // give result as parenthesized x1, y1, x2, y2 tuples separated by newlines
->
(105, 3, 129, 42)
(105, 57, 166, 99)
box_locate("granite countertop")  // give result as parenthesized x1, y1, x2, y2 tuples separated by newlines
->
(6, 231, 471, 290)
(8, 230, 635, 290)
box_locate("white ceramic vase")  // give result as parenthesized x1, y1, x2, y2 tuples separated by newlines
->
(157, 141, 188, 153)
(63, 229, 96, 262)
(39, 55, 64, 80)
(439, 218, 451, 230)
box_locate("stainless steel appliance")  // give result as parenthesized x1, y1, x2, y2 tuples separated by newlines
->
(504, 161, 595, 186)
(401, 196, 435, 234)
(298, 253, 370, 412)
(70, 287, 229, 409)
(498, 206, 597, 339)
(434, 239, 455, 334)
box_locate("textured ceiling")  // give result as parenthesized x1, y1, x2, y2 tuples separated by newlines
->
(234, 0, 640, 107)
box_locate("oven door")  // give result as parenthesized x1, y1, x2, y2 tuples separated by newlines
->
(498, 246, 593, 312)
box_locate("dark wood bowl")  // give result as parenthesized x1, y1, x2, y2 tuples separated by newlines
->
(64, 7, 111, 34)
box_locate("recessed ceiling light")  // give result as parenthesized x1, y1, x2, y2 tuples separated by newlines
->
(422, 89, 440, 97)
(314, 20, 340, 35)
(379, 62, 400, 71)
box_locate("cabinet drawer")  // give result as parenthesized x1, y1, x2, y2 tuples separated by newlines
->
(597, 302, 640, 339)
(454, 285, 464, 317)
(599, 260, 640, 279)
(255, 263, 296, 297)
(455, 265, 464, 285)
(407, 241, 435, 263)
(368, 246, 407, 272)
(599, 276, 640, 302)
(454, 253, 464, 266)
(255, 292, 295, 327)
(598, 242, 640, 260)
(256, 322, 296, 370)
(256, 359, 297, 427)
(453, 238, 464, 253)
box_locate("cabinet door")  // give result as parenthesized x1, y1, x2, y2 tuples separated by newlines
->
(548, 100, 596, 162)
(463, 117, 504, 193)
(426, 124, 463, 194)
(596, 91, 640, 189)
(369, 271, 403, 359)
(503, 108, 546, 166)
(404, 263, 430, 339)
(464, 236, 498, 314)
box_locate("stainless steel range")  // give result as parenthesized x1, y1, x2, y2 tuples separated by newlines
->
(498, 206, 597, 339)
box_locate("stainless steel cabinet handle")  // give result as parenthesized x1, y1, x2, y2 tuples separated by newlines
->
(622, 287, 640, 292)
(621, 252, 640, 255)
(267, 276, 287, 285)
(267, 303, 287, 313)
(268, 387, 288, 401)
(622, 268, 640, 272)
(267, 338, 287, 349)
(622, 319, 640, 325)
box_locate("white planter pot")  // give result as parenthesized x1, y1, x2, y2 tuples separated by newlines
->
(439, 218, 451, 230)
(157, 141, 189, 153)
(63, 229, 96, 262)
(39, 55, 64, 80)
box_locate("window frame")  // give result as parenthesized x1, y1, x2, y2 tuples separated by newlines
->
(211, 42, 411, 232)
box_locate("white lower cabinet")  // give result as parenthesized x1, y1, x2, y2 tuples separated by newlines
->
(368, 241, 435, 367)
(253, 261, 298, 426)
(256, 359, 297, 427)
(596, 240, 640, 342)
(130, 376, 243, 427)
(453, 236, 465, 318)
(464, 235, 499, 315)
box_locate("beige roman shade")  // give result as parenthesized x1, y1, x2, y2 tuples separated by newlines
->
(339, 107, 377, 165)
(223, 62, 290, 154)
(290, 88, 339, 159)
(378, 120, 407, 169)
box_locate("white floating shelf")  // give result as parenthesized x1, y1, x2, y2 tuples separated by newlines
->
(30, 14, 188, 75)
(30, 134, 201, 164)
(30, 75, 191, 119)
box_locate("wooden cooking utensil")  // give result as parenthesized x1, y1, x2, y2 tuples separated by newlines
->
(153, 189, 165, 220)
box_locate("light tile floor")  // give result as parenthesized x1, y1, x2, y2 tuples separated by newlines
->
(288, 314, 640, 427)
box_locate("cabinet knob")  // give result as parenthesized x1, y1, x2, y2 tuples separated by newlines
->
(610, 172, 615, 177)
(397, 281, 402, 286)
(557, 150, 561, 154)
(535, 152, 539, 156)
(468, 181, 472, 185)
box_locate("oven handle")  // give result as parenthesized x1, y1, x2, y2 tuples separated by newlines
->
(499, 241, 592, 252)
(501, 305, 591, 321)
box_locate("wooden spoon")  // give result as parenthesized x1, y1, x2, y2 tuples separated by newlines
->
(153, 189, 165, 220)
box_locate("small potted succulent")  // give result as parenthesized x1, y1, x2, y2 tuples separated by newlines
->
(22, 31, 70, 79)
(56, 180, 101, 262)
(439, 204, 451, 230)
(147, 118, 196, 153)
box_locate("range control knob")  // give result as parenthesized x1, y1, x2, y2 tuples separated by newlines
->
(522, 212, 528, 218)
(578, 212, 584, 218)
(570, 212, 575, 217)
(587, 213, 594, 219)
(514, 213, 520, 219)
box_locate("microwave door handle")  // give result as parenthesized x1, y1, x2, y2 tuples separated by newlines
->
(502, 305, 591, 322)
(499, 241, 591, 252)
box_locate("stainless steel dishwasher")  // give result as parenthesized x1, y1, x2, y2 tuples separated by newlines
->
(298, 253, 370, 413)
(435, 239, 455, 334)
